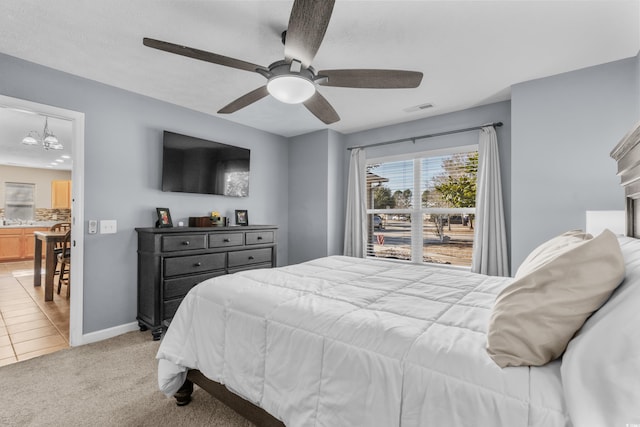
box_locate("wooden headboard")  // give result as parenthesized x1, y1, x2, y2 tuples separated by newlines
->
(611, 120, 640, 238)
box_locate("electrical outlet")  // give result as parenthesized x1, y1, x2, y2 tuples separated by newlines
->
(88, 220, 98, 234)
(100, 219, 117, 234)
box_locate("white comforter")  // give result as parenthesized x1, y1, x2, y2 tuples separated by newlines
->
(157, 256, 570, 427)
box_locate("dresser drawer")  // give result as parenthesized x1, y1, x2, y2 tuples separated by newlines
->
(246, 231, 274, 245)
(228, 263, 273, 274)
(163, 271, 225, 300)
(209, 232, 243, 248)
(161, 234, 207, 252)
(228, 248, 272, 268)
(164, 253, 226, 277)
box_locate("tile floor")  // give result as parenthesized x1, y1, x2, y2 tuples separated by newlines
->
(0, 260, 69, 367)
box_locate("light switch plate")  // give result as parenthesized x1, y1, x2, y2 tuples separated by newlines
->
(88, 220, 97, 234)
(100, 219, 117, 234)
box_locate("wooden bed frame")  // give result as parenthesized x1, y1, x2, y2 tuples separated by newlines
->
(172, 120, 640, 427)
(175, 370, 284, 426)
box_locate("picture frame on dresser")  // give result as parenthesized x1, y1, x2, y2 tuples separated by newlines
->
(156, 207, 173, 228)
(235, 210, 249, 226)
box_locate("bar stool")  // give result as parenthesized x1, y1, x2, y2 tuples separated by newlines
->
(50, 222, 70, 276)
(56, 230, 71, 298)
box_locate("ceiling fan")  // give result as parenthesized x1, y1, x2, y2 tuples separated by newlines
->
(143, 0, 423, 125)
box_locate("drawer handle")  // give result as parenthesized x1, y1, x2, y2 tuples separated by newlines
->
(257, 236, 263, 240)
(194, 262, 202, 267)
(223, 238, 230, 242)
(248, 256, 255, 260)
(182, 241, 190, 246)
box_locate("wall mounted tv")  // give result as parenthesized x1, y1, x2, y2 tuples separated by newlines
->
(162, 131, 250, 197)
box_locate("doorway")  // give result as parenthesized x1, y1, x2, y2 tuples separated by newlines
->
(0, 94, 85, 348)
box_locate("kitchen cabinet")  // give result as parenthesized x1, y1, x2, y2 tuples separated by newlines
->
(0, 227, 49, 261)
(51, 180, 71, 209)
(24, 227, 49, 259)
(0, 229, 22, 261)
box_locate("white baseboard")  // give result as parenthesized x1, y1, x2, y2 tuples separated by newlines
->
(75, 321, 140, 346)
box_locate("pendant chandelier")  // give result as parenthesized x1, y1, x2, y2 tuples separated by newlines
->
(21, 116, 63, 150)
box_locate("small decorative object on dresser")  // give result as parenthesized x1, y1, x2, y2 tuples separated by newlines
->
(235, 209, 248, 226)
(135, 225, 277, 340)
(210, 211, 225, 226)
(156, 207, 173, 228)
(188, 216, 213, 227)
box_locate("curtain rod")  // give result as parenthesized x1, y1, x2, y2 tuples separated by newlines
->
(346, 122, 503, 151)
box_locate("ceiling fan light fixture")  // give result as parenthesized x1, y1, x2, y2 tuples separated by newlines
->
(267, 75, 315, 104)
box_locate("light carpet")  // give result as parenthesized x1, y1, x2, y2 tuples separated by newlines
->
(0, 331, 253, 426)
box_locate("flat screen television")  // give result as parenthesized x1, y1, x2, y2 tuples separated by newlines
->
(162, 131, 250, 197)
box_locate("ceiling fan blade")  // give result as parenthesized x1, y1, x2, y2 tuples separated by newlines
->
(218, 86, 269, 114)
(318, 69, 423, 88)
(143, 38, 266, 73)
(284, 0, 335, 68)
(303, 92, 340, 125)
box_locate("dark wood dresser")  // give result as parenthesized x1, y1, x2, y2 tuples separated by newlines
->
(135, 225, 277, 339)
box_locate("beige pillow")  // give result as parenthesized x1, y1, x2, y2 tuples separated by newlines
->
(515, 230, 592, 279)
(487, 229, 625, 368)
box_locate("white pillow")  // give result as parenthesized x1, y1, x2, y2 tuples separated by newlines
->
(561, 235, 640, 426)
(487, 229, 625, 368)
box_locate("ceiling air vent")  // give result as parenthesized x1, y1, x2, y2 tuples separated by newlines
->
(404, 103, 434, 113)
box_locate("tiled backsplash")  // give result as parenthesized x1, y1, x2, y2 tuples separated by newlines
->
(36, 208, 71, 222)
(0, 208, 71, 222)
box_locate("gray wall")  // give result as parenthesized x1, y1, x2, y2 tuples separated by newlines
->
(510, 56, 640, 271)
(288, 129, 346, 264)
(0, 52, 289, 334)
(326, 130, 347, 257)
(636, 51, 640, 104)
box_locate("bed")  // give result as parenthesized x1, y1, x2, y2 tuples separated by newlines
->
(156, 122, 640, 427)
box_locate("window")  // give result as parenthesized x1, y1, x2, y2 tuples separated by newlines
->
(4, 182, 35, 221)
(366, 146, 478, 267)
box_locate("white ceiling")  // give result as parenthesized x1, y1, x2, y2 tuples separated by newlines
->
(0, 107, 73, 170)
(0, 0, 638, 168)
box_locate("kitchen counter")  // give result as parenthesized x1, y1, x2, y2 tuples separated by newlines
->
(0, 221, 61, 229)
(0, 223, 66, 262)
